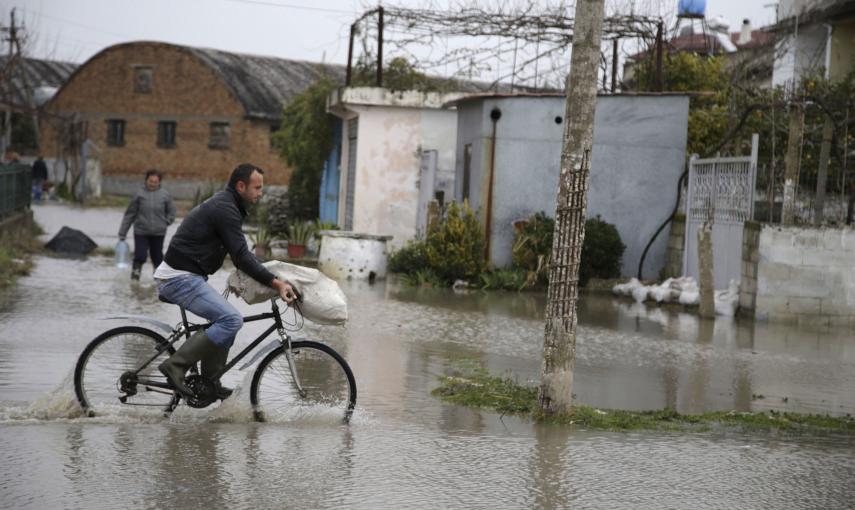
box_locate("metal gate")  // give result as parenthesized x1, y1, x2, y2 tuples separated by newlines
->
(683, 135, 758, 289)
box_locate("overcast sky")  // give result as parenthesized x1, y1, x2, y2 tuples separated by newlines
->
(2, 0, 777, 69)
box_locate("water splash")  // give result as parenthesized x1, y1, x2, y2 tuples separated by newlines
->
(1, 366, 373, 426)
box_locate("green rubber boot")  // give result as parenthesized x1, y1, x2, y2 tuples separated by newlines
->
(158, 331, 215, 399)
(202, 346, 234, 400)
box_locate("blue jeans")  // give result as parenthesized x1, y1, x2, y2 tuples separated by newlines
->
(157, 274, 243, 349)
(32, 179, 44, 202)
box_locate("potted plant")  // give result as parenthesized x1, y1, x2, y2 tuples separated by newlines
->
(286, 221, 315, 259)
(249, 224, 273, 258)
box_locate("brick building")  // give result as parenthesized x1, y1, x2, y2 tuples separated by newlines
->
(41, 41, 343, 196)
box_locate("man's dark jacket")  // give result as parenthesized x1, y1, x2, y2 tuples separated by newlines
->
(165, 187, 275, 284)
(32, 159, 48, 181)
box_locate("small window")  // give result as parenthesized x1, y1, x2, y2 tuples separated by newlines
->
(269, 123, 280, 151)
(157, 121, 176, 148)
(209, 122, 230, 149)
(134, 66, 153, 93)
(106, 119, 125, 147)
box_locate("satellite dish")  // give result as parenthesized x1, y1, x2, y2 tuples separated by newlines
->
(677, 0, 706, 19)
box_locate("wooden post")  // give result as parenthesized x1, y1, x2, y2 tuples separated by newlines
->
(655, 21, 664, 92)
(376, 7, 384, 87)
(781, 100, 804, 225)
(611, 38, 618, 93)
(345, 23, 355, 86)
(814, 115, 833, 225)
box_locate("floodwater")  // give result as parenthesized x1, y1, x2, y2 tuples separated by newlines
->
(1, 203, 854, 509)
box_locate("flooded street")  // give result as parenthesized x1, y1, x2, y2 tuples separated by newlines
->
(1, 203, 854, 508)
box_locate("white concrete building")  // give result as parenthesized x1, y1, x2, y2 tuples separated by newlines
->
(326, 87, 463, 249)
(772, 0, 855, 87)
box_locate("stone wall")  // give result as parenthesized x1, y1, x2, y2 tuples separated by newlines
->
(744, 224, 855, 326)
(662, 214, 686, 279)
(739, 221, 761, 312)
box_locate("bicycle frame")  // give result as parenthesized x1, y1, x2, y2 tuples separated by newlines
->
(132, 299, 297, 394)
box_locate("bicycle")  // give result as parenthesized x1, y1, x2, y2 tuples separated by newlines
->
(73, 296, 357, 423)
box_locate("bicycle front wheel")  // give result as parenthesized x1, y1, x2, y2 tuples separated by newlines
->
(74, 326, 179, 416)
(250, 340, 356, 423)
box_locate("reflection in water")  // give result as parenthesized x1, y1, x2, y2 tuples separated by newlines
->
(0, 203, 854, 508)
(529, 425, 572, 508)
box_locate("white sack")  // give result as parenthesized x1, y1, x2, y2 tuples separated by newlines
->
(227, 261, 348, 325)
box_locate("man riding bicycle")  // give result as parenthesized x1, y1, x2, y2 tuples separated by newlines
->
(155, 163, 297, 400)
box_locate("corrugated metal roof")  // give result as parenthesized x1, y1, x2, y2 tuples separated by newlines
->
(182, 45, 346, 120)
(0, 56, 77, 108)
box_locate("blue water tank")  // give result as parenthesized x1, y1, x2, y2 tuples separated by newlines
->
(678, 0, 706, 18)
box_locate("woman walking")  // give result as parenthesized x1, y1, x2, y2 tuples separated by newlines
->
(118, 169, 177, 280)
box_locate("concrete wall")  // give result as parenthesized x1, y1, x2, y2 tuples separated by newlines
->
(748, 224, 855, 326)
(335, 96, 458, 249)
(773, 23, 830, 87)
(455, 94, 689, 277)
(830, 19, 855, 83)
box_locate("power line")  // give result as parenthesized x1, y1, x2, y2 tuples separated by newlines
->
(34, 11, 135, 39)
(224, 0, 355, 14)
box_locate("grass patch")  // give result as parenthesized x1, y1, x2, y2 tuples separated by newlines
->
(432, 360, 855, 435)
(0, 220, 44, 288)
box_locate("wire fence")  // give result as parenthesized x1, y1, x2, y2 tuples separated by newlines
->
(0, 162, 31, 219)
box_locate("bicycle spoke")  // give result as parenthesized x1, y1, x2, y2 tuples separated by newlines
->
(75, 327, 178, 415)
(251, 341, 356, 423)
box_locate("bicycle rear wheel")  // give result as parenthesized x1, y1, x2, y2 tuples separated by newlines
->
(74, 326, 179, 416)
(250, 340, 356, 423)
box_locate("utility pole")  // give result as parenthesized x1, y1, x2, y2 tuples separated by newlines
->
(1, 8, 17, 156)
(10, 12, 38, 150)
(539, 0, 606, 415)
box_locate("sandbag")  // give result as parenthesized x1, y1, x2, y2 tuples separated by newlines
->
(227, 261, 347, 325)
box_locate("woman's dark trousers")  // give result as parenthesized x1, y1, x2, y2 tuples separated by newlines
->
(132, 234, 165, 279)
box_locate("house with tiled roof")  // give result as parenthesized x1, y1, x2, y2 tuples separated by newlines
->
(41, 41, 344, 197)
(0, 55, 77, 155)
(623, 19, 775, 89)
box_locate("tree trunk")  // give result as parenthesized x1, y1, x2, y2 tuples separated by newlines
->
(539, 0, 605, 415)
(781, 102, 804, 225)
(697, 221, 715, 318)
(813, 115, 833, 225)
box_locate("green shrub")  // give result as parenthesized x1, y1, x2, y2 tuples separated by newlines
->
(580, 215, 625, 286)
(425, 201, 485, 284)
(388, 240, 429, 275)
(400, 268, 445, 288)
(508, 212, 624, 288)
(287, 221, 316, 245)
(511, 211, 554, 288)
(480, 268, 528, 290)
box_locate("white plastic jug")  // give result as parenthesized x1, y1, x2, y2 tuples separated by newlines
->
(115, 240, 130, 268)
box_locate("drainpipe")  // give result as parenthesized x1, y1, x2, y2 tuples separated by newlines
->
(484, 107, 502, 263)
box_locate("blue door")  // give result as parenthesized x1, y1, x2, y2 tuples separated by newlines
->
(319, 119, 342, 224)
